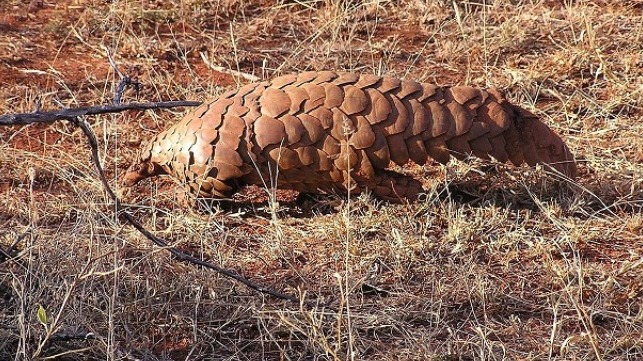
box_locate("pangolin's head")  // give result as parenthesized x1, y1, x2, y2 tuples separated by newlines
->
(123, 145, 167, 186)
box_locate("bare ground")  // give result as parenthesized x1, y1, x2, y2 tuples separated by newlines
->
(1, 0, 643, 360)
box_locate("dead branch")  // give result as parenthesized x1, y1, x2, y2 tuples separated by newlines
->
(0, 101, 201, 126)
(0, 99, 314, 306)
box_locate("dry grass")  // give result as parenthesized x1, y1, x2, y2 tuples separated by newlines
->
(1, 0, 643, 359)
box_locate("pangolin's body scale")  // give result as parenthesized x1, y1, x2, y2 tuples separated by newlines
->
(124, 71, 576, 201)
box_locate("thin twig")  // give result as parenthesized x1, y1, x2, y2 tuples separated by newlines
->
(105, 47, 142, 104)
(105, 48, 125, 79)
(200, 52, 260, 82)
(113, 78, 141, 105)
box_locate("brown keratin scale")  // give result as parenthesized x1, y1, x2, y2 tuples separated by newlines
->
(124, 71, 577, 202)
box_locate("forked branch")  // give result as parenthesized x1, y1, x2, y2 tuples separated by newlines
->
(0, 100, 308, 305)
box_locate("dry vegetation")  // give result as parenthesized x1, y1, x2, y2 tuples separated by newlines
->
(1, 0, 643, 359)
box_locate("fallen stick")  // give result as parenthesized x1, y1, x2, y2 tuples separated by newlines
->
(0, 99, 313, 306)
(0, 101, 201, 125)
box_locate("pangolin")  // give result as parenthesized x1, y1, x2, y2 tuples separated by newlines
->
(123, 71, 577, 202)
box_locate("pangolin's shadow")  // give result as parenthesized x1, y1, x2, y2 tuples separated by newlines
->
(430, 177, 570, 212)
(421, 177, 579, 217)
(428, 171, 641, 218)
(194, 190, 343, 219)
(418, 172, 641, 218)
(192, 177, 569, 219)
(195, 168, 643, 219)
